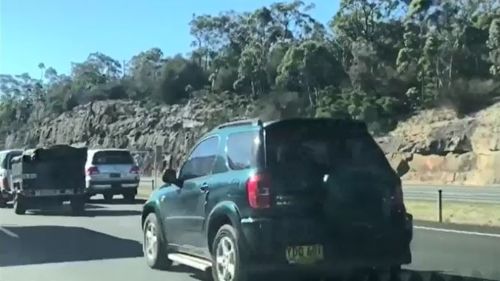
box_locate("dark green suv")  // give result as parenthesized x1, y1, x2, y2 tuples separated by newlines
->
(141, 118, 413, 281)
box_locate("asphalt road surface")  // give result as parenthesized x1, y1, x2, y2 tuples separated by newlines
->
(404, 185, 500, 204)
(1, 199, 500, 281)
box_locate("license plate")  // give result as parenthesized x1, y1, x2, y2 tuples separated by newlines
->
(35, 190, 55, 196)
(285, 244, 324, 264)
(110, 173, 121, 178)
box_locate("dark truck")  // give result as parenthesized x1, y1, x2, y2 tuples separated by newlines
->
(10, 145, 88, 215)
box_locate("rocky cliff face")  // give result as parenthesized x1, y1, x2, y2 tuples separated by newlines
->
(4, 93, 500, 185)
(378, 104, 500, 185)
(3, 94, 258, 174)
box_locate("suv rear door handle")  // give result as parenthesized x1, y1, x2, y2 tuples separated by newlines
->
(200, 183, 209, 192)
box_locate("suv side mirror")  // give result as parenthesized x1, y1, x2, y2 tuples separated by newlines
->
(162, 169, 178, 185)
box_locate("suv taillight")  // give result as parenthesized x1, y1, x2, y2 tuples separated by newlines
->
(130, 166, 140, 174)
(246, 173, 271, 209)
(86, 166, 99, 175)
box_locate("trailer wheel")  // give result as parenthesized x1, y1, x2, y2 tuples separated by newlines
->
(71, 196, 85, 215)
(14, 195, 26, 215)
(0, 197, 7, 208)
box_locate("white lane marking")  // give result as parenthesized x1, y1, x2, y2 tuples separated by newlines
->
(0, 226, 19, 238)
(415, 226, 500, 238)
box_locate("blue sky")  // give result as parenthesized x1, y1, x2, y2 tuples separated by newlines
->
(0, 0, 339, 78)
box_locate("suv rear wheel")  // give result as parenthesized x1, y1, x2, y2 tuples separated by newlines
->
(212, 224, 248, 281)
(143, 213, 172, 269)
(71, 196, 85, 215)
(123, 193, 135, 202)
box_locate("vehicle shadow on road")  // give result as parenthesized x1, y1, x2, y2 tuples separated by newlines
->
(165, 264, 211, 281)
(0, 225, 143, 267)
(81, 203, 105, 209)
(26, 207, 142, 217)
(88, 198, 146, 205)
(3, 202, 106, 210)
(146, 268, 499, 281)
(401, 270, 498, 281)
(290, 270, 499, 281)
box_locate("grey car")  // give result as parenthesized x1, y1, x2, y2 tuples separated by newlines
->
(85, 149, 140, 202)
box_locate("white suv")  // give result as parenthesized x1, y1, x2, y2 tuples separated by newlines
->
(85, 149, 140, 202)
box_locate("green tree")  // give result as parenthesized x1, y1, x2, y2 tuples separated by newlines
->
(155, 55, 208, 104)
(276, 40, 345, 105)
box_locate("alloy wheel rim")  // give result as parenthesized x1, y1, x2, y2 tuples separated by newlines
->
(145, 222, 158, 260)
(215, 236, 236, 281)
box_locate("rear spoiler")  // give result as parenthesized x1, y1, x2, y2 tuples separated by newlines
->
(263, 118, 367, 133)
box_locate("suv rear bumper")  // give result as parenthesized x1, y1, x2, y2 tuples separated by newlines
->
(86, 180, 139, 195)
(239, 214, 413, 273)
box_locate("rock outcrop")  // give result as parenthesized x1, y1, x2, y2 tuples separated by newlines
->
(4, 94, 257, 175)
(4, 92, 500, 185)
(379, 104, 500, 185)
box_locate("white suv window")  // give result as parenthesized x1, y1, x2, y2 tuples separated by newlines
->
(92, 151, 134, 165)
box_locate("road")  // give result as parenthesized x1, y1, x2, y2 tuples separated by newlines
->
(404, 185, 500, 204)
(2, 199, 499, 281)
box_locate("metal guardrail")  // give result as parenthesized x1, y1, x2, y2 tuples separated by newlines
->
(135, 180, 497, 223)
(404, 186, 500, 223)
(139, 177, 157, 191)
(404, 187, 500, 204)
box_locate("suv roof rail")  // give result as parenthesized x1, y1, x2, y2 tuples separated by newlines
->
(217, 118, 262, 130)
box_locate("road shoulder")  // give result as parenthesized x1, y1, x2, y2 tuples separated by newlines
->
(415, 220, 500, 236)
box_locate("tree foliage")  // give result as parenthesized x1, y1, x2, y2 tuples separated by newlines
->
(2, 0, 500, 135)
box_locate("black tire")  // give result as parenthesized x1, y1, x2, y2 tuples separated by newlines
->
(0, 197, 7, 208)
(103, 193, 113, 202)
(389, 265, 402, 281)
(211, 224, 249, 281)
(123, 193, 136, 202)
(85, 194, 93, 202)
(143, 213, 172, 269)
(14, 195, 26, 215)
(71, 197, 85, 215)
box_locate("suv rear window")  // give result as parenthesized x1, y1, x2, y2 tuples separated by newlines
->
(265, 121, 391, 173)
(92, 151, 134, 165)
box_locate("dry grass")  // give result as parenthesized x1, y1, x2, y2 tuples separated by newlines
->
(405, 200, 500, 227)
(137, 181, 156, 199)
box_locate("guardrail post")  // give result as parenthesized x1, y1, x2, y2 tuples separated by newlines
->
(437, 189, 443, 223)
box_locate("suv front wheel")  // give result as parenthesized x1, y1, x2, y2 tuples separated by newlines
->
(143, 213, 172, 270)
(212, 224, 249, 281)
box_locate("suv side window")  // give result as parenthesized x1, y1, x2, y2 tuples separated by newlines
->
(226, 131, 259, 170)
(179, 136, 219, 180)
